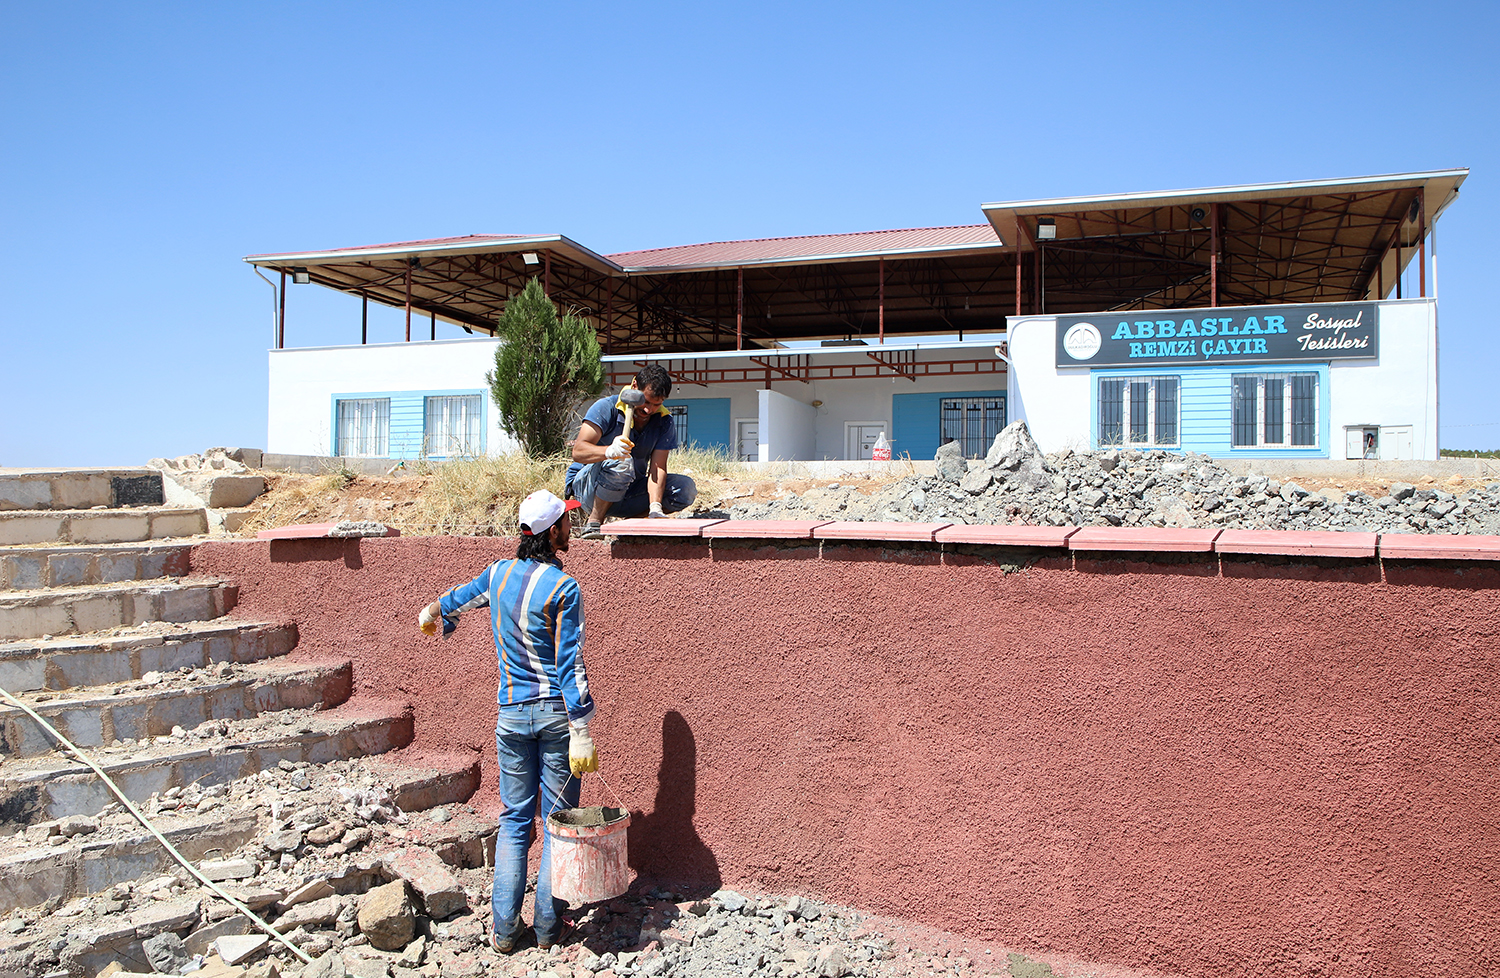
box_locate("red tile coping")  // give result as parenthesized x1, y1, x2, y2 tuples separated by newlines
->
(934, 525, 1079, 548)
(699, 520, 834, 539)
(1068, 527, 1221, 553)
(812, 521, 953, 542)
(256, 522, 401, 540)
(600, 518, 725, 538)
(1215, 530, 1377, 558)
(1378, 534, 1500, 561)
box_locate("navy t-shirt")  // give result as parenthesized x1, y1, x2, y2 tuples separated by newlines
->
(566, 393, 678, 494)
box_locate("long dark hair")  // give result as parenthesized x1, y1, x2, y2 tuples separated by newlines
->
(516, 530, 561, 566)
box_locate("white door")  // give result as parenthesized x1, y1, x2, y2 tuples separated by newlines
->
(736, 419, 759, 461)
(846, 423, 886, 460)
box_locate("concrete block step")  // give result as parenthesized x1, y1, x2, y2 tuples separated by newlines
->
(0, 505, 207, 546)
(0, 579, 237, 643)
(366, 751, 482, 813)
(0, 696, 414, 830)
(0, 620, 297, 694)
(0, 659, 352, 758)
(0, 809, 259, 917)
(0, 468, 164, 512)
(0, 541, 193, 592)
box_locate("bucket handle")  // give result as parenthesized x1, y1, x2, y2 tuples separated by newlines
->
(548, 769, 629, 821)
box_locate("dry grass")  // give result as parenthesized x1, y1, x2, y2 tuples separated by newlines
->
(406, 453, 570, 536)
(240, 448, 751, 538)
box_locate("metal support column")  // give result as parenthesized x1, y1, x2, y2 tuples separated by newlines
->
(878, 256, 885, 344)
(430, 310, 436, 341)
(361, 293, 368, 345)
(737, 268, 744, 351)
(1015, 254, 1022, 316)
(544, 253, 551, 296)
(404, 263, 412, 341)
(1418, 193, 1427, 298)
(277, 270, 286, 349)
(1210, 203, 1221, 307)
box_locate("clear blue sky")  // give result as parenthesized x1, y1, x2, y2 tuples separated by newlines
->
(4, 1, 1496, 465)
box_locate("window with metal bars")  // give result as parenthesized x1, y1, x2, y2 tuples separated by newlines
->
(1098, 377, 1178, 447)
(423, 394, 483, 457)
(336, 398, 390, 457)
(940, 397, 1006, 457)
(1231, 373, 1318, 448)
(668, 404, 689, 447)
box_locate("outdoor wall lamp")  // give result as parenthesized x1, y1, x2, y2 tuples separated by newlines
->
(291, 267, 311, 285)
(522, 252, 540, 266)
(1036, 218, 1056, 240)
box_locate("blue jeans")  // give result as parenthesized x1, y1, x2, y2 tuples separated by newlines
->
(493, 699, 579, 944)
(568, 460, 698, 518)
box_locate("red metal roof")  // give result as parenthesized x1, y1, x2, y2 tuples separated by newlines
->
(606, 225, 1002, 270)
(245, 234, 552, 261)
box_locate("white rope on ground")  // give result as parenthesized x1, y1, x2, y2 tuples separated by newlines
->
(0, 684, 314, 965)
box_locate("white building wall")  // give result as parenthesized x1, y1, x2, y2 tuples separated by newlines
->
(1325, 299, 1437, 458)
(760, 389, 817, 460)
(1005, 298, 1440, 459)
(1006, 317, 1093, 452)
(267, 339, 516, 456)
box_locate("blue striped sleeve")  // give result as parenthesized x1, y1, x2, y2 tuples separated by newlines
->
(551, 575, 595, 725)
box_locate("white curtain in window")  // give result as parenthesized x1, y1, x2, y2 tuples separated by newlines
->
(336, 399, 389, 457)
(425, 395, 483, 456)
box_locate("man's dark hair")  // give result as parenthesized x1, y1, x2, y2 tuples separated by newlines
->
(516, 529, 561, 565)
(635, 364, 672, 399)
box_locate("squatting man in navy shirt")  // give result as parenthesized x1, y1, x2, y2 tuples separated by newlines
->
(565, 363, 698, 539)
(417, 489, 599, 953)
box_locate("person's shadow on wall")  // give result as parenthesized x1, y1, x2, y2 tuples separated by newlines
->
(627, 711, 721, 897)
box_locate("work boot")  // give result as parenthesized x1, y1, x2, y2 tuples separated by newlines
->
(579, 520, 604, 540)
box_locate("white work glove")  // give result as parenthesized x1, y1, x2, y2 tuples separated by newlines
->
(418, 601, 442, 636)
(648, 502, 667, 518)
(568, 722, 598, 777)
(604, 435, 634, 460)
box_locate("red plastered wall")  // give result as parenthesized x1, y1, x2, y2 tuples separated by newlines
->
(190, 536, 1500, 978)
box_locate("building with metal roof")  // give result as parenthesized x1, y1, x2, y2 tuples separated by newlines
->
(251, 169, 1464, 464)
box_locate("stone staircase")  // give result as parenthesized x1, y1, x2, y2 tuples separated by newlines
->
(0, 468, 477, 926)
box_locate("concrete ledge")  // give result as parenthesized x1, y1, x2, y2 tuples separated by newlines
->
(589, 519, 1500, 566)
(0, 507, 206, 546)
(602, 518, 725, 537)
(256, 522, 400, 540)
(1378, 534, 1500, 560)
(700, 520, 834, 539)
(0, 621, 297, 694)
(367, 752, 482, 812)
(1068, 527, 1222, 553)
(0, 659, 352, 758)
(0, 542, 193, 592)
(0, 580, 237, 642)
(813, 521, 953, 542)
(0, 696, 414, 827)
(934, 525, 1078, 548)
(1215, 530, 1379, 558)
(0, 469, 164, 512)
(0, 811, 258, 915)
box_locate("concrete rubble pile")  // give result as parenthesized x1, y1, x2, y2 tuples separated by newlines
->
(0, 754, 1045, 978)
(729, 422, 1500, 535)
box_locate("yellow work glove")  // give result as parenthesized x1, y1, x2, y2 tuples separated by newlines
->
(418, 601, 442, 636)
(568, 722, 598, 777)
(604, 435, 634, 460)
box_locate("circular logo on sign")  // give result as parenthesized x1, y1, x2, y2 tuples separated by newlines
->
(1062, 322, 1102, 360)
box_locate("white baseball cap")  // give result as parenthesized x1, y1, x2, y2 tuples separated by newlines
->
(518, 489, 581, 536)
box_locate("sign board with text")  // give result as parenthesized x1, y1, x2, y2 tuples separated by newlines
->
(1054, 302, 1379, 368)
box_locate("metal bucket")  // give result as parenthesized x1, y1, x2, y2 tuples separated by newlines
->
(546, 806, 632, 904)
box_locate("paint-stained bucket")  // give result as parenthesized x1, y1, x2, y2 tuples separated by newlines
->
(546, 806, 632, 903)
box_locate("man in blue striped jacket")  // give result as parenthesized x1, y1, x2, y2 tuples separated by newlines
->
(418, 489, 599, 953)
